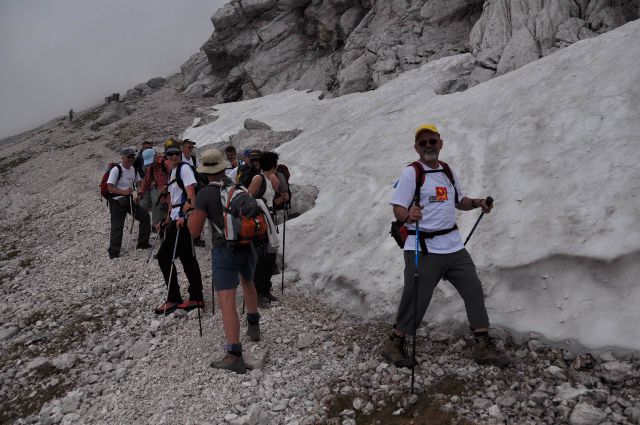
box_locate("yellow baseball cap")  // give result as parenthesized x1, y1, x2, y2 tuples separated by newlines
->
(415, 124, 440, 140)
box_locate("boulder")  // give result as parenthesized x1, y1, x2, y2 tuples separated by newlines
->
(125, 339, 151, 360)
(569, 403, 606, 425)
(244, 118, 271, 130)
(134, 83, 152, 95)
(0, 326, 19, 341)
(123, 89, 141, 101)
(93, 102, 130, 128)
(146, 77, 166, 89)
(337, 54, 370, 96)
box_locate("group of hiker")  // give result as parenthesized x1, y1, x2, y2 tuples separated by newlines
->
(101, 123, 510, 376)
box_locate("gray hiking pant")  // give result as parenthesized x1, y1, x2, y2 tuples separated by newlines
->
(395, 248, 490, 335)
(108, 197, 150, 256)
(139, 186, 167, 226)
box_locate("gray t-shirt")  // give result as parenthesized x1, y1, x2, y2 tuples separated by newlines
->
(195, 183, 226, 247)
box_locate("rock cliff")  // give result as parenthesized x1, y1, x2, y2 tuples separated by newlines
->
(181, 0, 638, 101)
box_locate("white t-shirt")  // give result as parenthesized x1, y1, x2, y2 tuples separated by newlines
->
(225, 167, 238, 181)
(168, 163, 197, 220)
(390, 162, 466, 254)
(181, 154, 199, 168)
(107, 163, 140, 200)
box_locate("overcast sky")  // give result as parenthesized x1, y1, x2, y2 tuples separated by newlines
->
(0, 0, 227, 139)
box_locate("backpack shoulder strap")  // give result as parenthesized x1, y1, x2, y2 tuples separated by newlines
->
(114, 164, 123, 184)
(438, 160, 459, 204)
(169, 162, 186, 193)
(408, 161, 425, 206)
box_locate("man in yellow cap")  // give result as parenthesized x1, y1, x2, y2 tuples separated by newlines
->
(384, 124, 510, 369)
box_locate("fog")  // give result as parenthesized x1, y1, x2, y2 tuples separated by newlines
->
(0, 0, 227, 139)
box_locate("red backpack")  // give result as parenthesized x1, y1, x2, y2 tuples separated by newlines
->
(273, 164, 291, 211)
(99, 163, 122, 201)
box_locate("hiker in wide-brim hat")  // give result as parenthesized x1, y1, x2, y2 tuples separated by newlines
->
(188, 148, 262, 374)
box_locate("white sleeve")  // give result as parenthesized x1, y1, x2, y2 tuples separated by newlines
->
(180, 164, 197, 188)
(106, 166, 120, 185)
(451, 168, 465, 201)
(390, 166, 417, 208)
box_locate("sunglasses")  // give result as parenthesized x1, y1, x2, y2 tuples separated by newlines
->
(166, 152, 181, 157)
(417, 138, 440, 147)
(126, 155, 135, 159)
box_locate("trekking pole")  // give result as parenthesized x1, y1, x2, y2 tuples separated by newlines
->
(163, 226, 181, 319)
(463, 197, 493, 246)
(281, 205, 287, 295)
(411, 210, 420, 394)
(125, 194, 135, 252)
(132, 229, 161, 300)
(190, 231, 203, 338)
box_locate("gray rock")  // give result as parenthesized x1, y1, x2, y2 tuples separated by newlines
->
(297, 332, 314, 349)
(146, 77, 166, 89)
(336, 55, 370, 96)
(488, 404, 503, 420)
(52, 353, 77, 371)
(25, 356, 51, 372)
(247, 403, 270, 424)
(0, 326, 19, 341)
(123, 89, 141, 101)
(556, 382, 589, 400)
(125, 340, 150, 360)
(601, 361, 633, 383)
(497, 394, 517, 407)
(244, 118, 271, 130)
(624, 406, 640, 424)
(569, 402, 606, 425)
(473, 398, 492, 410)
(93, 102, 130, 128)
(134, 83, 152, 94)
(245, 347, 269, 370)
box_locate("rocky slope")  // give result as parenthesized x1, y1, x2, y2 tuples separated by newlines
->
(181, 0, 639, 101)
(1, 69, 640, 424)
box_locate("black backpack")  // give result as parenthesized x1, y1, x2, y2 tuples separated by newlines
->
(238, 163, 260, 189)
(170, 162, 208, 196)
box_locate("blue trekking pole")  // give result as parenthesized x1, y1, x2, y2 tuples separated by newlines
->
(411, 206, 420, 394)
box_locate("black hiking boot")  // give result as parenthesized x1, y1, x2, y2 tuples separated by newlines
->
(136, 241, 152, 249)
(247, 322, 261, 342)
(210, 353, 247, 374)
(258, 296, 271, 309)
(473, 336, 511, 368)
(265, 292, 279, 302)
(382, 333, 415, 368)
(194, 237, 206, 248)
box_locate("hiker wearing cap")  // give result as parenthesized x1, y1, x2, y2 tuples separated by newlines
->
(383, 124, 510, 369)
(153, 140, 204, 314)
(134, 140, 154, 178)
(106, 148, 151, 259)
(247, 151, 287, 308)
(237, 149, 261, 188)
(224, 145, 243, 181)
(188, 149, 261, 374)
(137, 148, 169, 234)
(181, 139, 199, 168)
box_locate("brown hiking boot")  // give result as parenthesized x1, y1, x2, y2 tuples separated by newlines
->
(382, 334, 415, 368)
(210, 353, 247, 374)
(473, 337, 511, 368)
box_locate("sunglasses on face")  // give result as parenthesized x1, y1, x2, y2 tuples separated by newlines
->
(126, 155, 135, 159)
(417, 138, 440, 147)
(166, 152, 181, 157)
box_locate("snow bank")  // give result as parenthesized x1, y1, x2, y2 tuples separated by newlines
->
(184, 20, 640, 350)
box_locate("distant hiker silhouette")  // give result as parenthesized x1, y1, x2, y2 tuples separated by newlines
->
(68, 109, 73, 121)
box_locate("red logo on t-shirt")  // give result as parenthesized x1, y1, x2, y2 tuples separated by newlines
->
(436, 187, 448, 201)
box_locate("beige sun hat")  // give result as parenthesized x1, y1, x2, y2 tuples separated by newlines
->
(197, 149, 229, 175)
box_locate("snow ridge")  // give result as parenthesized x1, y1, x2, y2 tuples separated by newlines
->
(184, 20, 640, 350)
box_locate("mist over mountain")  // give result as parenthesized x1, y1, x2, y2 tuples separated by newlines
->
(0, 0, 226, 139)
